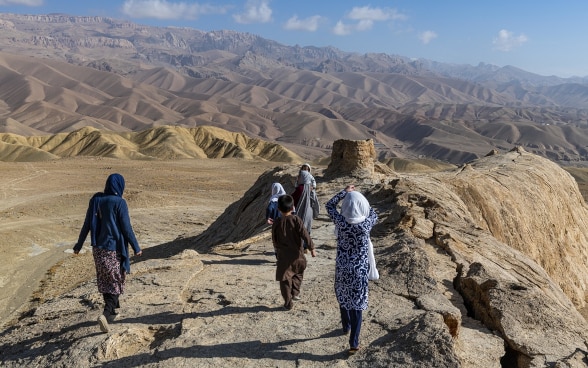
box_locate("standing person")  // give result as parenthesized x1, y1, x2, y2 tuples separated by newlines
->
(272, 194, 316, 310)
(266, 182, 287, 225)
(291, 163, 317, 250)
(73, 173, 142, 333)
(325, 185, 377, 355)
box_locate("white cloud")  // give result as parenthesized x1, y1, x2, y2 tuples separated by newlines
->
(121, 0, 228, 20)
(0, 0, 43, 5)
(347, 6, 407, 22)
(356, 19, 374, 31)
(333, 21, 353, 36)
(283, 15, 322, 32)
(419, 30, 437, 45)
(333, 6, 406, 35)
(493, 29, 528, 52)
(233, 0, 272, 24)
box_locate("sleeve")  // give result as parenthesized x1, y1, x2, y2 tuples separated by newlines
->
(325, 190, 347, 223)
(118, 199, 141, 254)
(73, 198, 93, 252)
(271, 222, 277, 247)
(266, 201, 279, 220)
(366, 208, 378, 227)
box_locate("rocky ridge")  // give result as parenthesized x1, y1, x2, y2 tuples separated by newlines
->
(0, 125, 302, 162)
(1, 143, 588, 367)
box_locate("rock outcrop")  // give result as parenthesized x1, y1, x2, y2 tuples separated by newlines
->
(367, 146, 588, 366)
(324, 139, 377, 178)
(2, 145, 588, 367)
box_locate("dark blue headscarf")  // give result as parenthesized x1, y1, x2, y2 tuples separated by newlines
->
(104, 173, 125, 197)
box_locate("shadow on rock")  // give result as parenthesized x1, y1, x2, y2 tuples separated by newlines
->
(100, 330, 346, 367)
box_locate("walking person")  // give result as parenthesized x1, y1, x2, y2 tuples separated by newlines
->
(272, 194, 316, 310)
(291, 163, 317, 250)
(325, 185, 377, 355)
(266, 182, 287, 225)
(73, 173, 142, 333)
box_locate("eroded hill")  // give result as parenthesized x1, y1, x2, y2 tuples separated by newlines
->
(0, 125, 302, 162)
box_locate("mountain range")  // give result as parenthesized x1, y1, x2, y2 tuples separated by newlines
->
(2, 12, 588, 163)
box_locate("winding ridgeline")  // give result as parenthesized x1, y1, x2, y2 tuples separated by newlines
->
(2, 140, 588, 367)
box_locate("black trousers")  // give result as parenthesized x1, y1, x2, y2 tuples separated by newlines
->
(103, 293, 120, 316)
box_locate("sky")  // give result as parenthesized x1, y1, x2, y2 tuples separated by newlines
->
(1, 0, 587, 78)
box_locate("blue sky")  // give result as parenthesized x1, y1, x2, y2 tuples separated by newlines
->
(1, 0, 587, 78)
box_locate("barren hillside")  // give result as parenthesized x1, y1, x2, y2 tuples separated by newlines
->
(1, 13, 588, 164)
(0, 125, 303, 162)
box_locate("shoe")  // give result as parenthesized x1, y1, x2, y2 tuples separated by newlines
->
(98, 315, 109, 333)
(348, 347, 359, 355)
(106, 312, 119, 323)
(283, 303, 293, 311)
(293, 295, 301, 301)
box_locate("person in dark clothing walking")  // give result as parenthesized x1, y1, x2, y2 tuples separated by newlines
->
(272, 195, 316, 310)
(73, 173, 142, 333)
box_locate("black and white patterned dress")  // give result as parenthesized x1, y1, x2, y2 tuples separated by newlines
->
(326, 190, 377, 310)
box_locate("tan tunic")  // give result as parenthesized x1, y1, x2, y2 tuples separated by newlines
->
(272, 214, 315, 281)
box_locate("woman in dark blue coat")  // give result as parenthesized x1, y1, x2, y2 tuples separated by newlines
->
(74, 173, 142, 333)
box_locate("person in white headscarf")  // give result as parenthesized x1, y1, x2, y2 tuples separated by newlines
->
(266, 182, 287, 225)
(325, 185, 377, 355)
(297, 163, 316, 188)
(291, 164, 317, 250)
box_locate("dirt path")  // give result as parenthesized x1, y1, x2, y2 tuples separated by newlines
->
(0, 211, 390, 367)
(0, 158, 390, 366)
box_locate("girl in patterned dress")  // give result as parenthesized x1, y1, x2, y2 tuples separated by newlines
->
(73, 173, 142, 333)
(325, 185, 377, 354)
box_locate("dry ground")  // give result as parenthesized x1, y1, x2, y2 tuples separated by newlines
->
(0, 157, 278, 327)
(4, 157, 588, 332)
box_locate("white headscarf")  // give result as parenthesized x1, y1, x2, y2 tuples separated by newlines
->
(270, 183, 286, 202)
(341, 191, 370, 224)
(297, 170, 314, 186)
